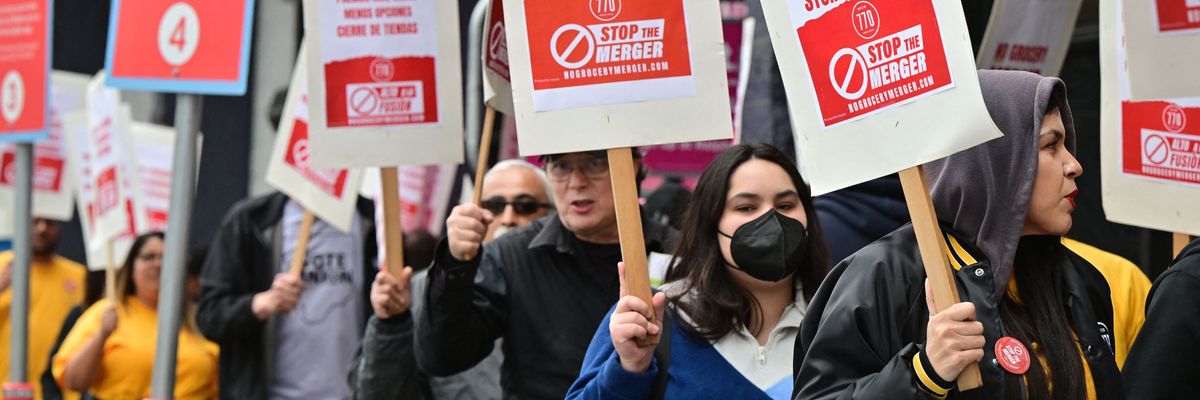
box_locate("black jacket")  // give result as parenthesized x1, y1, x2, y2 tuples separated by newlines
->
(793, 224, 1124, 400)
(1122, 239, 1200, 399)
(415, 214, 676, 400)
(196, 192, 377, 400)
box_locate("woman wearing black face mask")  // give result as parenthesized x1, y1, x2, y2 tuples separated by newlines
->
(566, 143, 830, 400)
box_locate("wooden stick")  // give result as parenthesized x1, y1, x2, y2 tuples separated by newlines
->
(288, 210, 316, 278)
(899, 166, 983, 390)
(607, 147, 658, 346)
(472, 106, 497, 204)
(1174, 233, 1191, 259)
(380, 167, 406, 276)
(105, 239, 116, 303)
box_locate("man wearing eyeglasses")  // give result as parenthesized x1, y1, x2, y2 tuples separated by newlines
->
(353, 159, 554, 400)
(411, 150, 676, 399)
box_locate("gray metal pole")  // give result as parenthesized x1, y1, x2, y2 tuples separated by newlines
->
(465, 0, 487, 168)
(150, 94, 202, 399)
(6, 143, 34, 385)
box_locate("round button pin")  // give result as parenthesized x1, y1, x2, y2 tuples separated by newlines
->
(995, 336, 1031, 375)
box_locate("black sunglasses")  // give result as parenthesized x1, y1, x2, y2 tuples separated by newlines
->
(481, 197, 551, 216)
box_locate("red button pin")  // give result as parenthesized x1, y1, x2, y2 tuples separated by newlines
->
(995, 336, 1031, 375)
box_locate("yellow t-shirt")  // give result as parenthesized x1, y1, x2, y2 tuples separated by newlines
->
(52, 298, 219, 400)
(0, 251, 85, 400)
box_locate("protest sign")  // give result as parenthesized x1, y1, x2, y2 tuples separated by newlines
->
(104, 0, 255, 95)
(1123, 0, 1200, 100)
(129, 121, 200, 233)
(975, 0, 1082, 76)
(266, 44, 365, 233)
(0, 0, 51, 142)
(63, 111, 134, 270)
(483, 0, 514, 115)
(0, 72, 90, 224)
(302, 0, 464, 169)
(760, 0, 1000, 195)
(1100, 0, 1200, 236)
(504, 0, 733, 156)
(762, 0, 1001, 387)
(85, 74, 137, 251)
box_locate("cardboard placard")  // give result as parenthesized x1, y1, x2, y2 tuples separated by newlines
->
(483, 0, 514, 115)
(504, 0, 733, 156)
(1123, 0, 1200, 100)
(302, 0, 464, 169)
(362, 164, 455, 238)
(975, 0, 1083, 77)
(760, 0, 1000, 195)
(266, 43, 365, 233)
(63, 111, 135, 270)
(129, 121, 192, 232)
(1100, 0, 1200, 236)
(0, 0, 51, 142)
(85, 74, 138, 251)
(104, 0, 256, 95)
(0, 72, 91, 224)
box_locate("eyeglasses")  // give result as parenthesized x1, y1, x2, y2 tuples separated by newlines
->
(481, 197, 552, 216)
(546, 157, 609, 182)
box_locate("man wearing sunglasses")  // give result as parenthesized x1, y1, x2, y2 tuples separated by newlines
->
(353, 159, 553, 400)
(413, 150, 676, 399)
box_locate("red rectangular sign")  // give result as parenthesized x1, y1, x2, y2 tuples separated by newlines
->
(486, 0, 510, 80)
(283, 118, 349, 197)
(105, 0, 252, 94)
(1155, 0, 1200, 33)
(1122, 101, 1200, 186)
(0, 0, 50, 140)
(790, 0, 955, 127)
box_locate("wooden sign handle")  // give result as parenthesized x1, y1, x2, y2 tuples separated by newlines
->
(472, 106, 497, 205)
(1174, 233, 1190, 259)
(380, 167, 406, 276)
(105, 239, 117, 303)
(607, 147, 658, 346)
(288, 210, 316, 278)
(899, 166, 983, 391)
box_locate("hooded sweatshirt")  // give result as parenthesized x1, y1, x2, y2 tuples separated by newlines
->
(792, 70, 1126, 400)
(924, 70, 1075, 296)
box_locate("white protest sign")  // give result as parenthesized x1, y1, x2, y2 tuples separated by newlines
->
(975, 0, 1082, 77)
(86, 73, 137, 251)
(1123, 0, 1200, 100)
(0, 71, 91, 226)
(302, 0, 464, 168)
(760, 0, 1001, 195)
(1100, 0, 1200, 236)
(64, 111, 135, 270)
(129, 121, 203, 233)
(482, 0, 514, 115)
(267, 43, 365, 233)
(504, 0, 733, 156)
(362, 164, 455, 237)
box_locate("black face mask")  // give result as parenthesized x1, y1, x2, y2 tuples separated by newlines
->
(719, 209, 809, 282)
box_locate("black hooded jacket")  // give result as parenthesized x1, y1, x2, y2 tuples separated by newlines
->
(1121, 239, 1200, 399)
(791, 71, 1126, 400)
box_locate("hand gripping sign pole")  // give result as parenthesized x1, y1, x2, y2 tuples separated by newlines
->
(503, 0, 733, 347)
(103, 0, 255, 397)
(759, 0, 1003, 390)
(899, 167, 983, 389)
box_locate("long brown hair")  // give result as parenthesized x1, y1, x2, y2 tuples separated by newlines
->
(663, 144, 830, 341)
(115, 231, 199, 332)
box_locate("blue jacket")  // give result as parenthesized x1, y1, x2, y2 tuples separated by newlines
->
(567, 306, 794, 400)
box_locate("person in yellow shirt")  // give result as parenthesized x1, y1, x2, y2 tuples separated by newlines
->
(0, 217, 86, 400)
(52, 232, 218, 400)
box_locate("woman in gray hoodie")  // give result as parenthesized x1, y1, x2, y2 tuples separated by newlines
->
(792, 70, 1131, 400)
